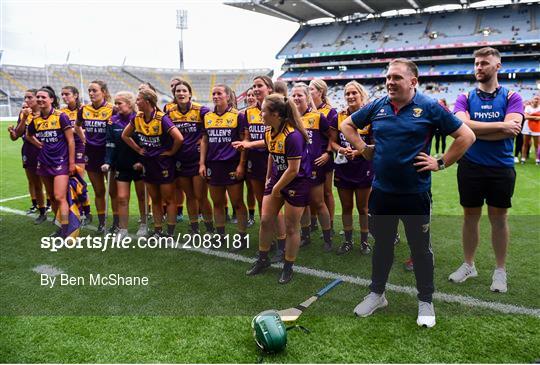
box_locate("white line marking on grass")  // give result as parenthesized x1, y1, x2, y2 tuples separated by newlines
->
(2, 203, 539, 318)
(33, 265, 64, 277)
(190, 248, 540, 317)
(0, 194, 30, 203)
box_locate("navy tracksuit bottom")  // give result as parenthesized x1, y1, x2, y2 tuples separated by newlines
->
(368, 188, 434, 303)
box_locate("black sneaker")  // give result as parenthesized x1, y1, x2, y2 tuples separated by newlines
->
(394, 233, 400, 246)
(246, 259, 271, 276)
(271, 249, 285, 264)
(82, 213, 93, 226)
(311, 224, 319, 232)
(336, 241, 353, 255)
(49, 229, 62, 237)
(300, 237, 311, 248)
(360, 241, 372, 255)
(278, 265, 293, 284)
(108, 225, 120, 234)
(26, 206, 38, 215)
(34, 214, 47, 225)
(96, 224, 105, 234)
(247, 218, 255, 228)
(230, 236, 248, 253)
(323, 241, 333, 252)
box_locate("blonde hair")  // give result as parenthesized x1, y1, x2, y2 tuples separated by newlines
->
(343, 81, 369, 106)
(114, 91, 137, 112)
(292, 82, 317, 111)
(264, 93, 308, 142)
(138, 88, 159, 110)
(309, 78, 330, 106)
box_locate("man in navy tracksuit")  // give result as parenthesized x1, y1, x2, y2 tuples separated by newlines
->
(341, 58, 475, 328)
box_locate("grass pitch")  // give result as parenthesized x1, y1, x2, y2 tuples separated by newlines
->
(1, 122, 539, 363)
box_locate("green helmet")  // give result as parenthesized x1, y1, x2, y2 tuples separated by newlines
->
(251, 310, 287, 353)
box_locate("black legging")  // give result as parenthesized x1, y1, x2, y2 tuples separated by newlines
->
(434, 130, 446, 154)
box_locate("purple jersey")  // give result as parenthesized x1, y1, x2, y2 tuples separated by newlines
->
(61, 107, 83, 146)
(130, 110, 176, 157)
(332, 109, 372, 148)
(27, 108, 72, 167)
(265, 123, 311, 182)
(244, 104, 268, 153)
(203, 107, 246, 161)
(317, 103, 337, 151)
(78, 101, 114, 147)
(167, 102, 209, 163)
(301, 108, 329, 160)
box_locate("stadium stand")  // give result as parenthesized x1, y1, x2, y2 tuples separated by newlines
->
(0, 65, 271, 117)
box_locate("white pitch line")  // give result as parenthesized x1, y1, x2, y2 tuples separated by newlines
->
(1, 204, 539, 318)
(0, 194, 30, 203)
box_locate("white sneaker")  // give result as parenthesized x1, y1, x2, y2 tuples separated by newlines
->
(117, 228, 129, 238)
(490, 268, 507, 293)
(513, 156, 519, 163)
(353, 292, 388, 317)
(136, 224, 148, 237)
(448, 262, 478, 283)
(417, 301, 436, 328)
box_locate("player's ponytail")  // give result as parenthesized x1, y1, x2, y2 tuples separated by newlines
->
(39, 86, 59, 108)
(138, 88, 159, 111)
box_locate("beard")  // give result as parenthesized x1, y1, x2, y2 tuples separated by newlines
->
(475, 72, 495, 83)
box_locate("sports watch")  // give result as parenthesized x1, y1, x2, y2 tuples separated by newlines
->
(437, 158, 446, 171)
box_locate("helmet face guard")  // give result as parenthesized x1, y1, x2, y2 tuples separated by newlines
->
(251, 310, 288, 354)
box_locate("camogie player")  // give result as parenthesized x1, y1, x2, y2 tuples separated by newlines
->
(60, 86, 91, 223)
(122, 88, 183, 237)
(291, 83, 334, 252)
(200, 84, 248, 246)
(243, 86, 258, 226)
(246, 93, 311, 284)
(77, 80, 117, 233)
(309, 78, 337, 234)
(26, 86, 75, 238)
(8, 89, 48, 223)
(167, 79, 215, 234)
(102, 91, 148, 237)
(165, 76, 186, 221)
(330, 81, 373, 255)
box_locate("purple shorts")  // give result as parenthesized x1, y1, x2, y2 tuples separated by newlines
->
(175, 159, 199, 178)
(85, 144, 105, 173)
(247, 150, 268, 181)
(143, 156, 175, 185)
(264, 177, 311, 207)
(334, 161, 373, 190)
(36, 161, 69, 177)
(21, 142, 39, 170)
(310, 163, 326, 186)
(75, 141, 86, 164)
(206, 160, 243, 186)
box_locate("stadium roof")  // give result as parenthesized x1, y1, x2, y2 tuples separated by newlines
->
(224, 0, 496, 22)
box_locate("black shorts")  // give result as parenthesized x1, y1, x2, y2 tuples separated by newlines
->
(115, 168, 143, 182)
(457, 159, 516, 209)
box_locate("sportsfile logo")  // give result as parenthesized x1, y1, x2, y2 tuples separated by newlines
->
(40, 233, 248, 252)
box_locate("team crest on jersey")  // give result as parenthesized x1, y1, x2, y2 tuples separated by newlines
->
(307, 118, 315, 128)
(85, 111, 91, 118)
(176, 161, 182, 169)
(412, 108, 423, 118)
(377, 108, 387, 116)
(277, 141, 284, 150)
(207, 168, 212, 176)
(162, 170, 169, 178)
(226, 118, 234, 126)
(101, 112, 108, 118)
(153, 125, 159, 133)
(229, 172, 236, 179)
(288, 190, 296, 197)
(190, 115, 197, 121)
(251, 115, 255, 121)
(207, 119, 213, 126)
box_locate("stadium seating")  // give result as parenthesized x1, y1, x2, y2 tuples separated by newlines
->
(0, 65, 270, 117)
(277, 5, 540, 58)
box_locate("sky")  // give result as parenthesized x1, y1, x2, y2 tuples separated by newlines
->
(0, 0, 299, 75)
